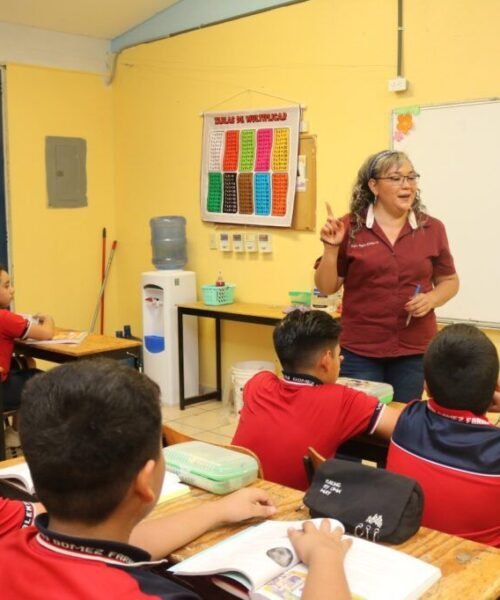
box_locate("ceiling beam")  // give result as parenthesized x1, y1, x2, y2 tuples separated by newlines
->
(111, 0, 308, 53)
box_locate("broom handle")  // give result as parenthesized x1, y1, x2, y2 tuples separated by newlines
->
(90, 240, 117, 333)
(100, 227, 107, 334)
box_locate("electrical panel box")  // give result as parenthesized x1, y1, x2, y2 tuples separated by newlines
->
(45, 136, 87, 208)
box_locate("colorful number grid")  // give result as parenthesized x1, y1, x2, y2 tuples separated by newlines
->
(223, 172, 238, 213)
(238, 173, 253, 214)
(272, 128, 289, 171)
(239, 130, 255, 171)
(207, 172, 222, 213)
(223, 130, 240, 171)
(272, 172, 288, 216)
(208, 131, 224, 171)
(205, 126, 291, 218)
(255, 128, 273, 171)
(254, 173, 271, 215)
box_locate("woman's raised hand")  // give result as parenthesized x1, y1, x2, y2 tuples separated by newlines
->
(320, 202, 346, 247)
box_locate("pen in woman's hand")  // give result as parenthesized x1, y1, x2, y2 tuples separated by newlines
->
(406, 284, 421, 327)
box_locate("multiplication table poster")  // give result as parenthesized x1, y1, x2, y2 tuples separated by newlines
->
(200, 105, 300, 227)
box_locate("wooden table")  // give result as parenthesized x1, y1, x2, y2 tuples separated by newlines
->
(149, 479, 500, 599)
(15, 331, 142, 366)
(176, 302, 287, 409)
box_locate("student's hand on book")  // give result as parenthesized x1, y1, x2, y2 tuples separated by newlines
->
(288, 519, 352, 566)
(215, 488, 277, 523)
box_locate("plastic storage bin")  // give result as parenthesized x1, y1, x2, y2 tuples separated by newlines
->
(231, 360, 275, 413)
(337, 377, 394, 404)
(202, 284, 235, 306)
(288, 290, 312, 306)
(163, 441, 258, 494)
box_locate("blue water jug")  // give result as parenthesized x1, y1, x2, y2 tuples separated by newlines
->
(150, 216, 187, 270)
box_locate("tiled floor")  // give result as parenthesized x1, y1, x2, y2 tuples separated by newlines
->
(161, 400, 239, 445)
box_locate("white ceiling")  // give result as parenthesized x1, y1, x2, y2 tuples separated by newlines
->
(0, 0, 179, 40)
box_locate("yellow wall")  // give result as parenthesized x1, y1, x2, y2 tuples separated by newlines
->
(3, 0, 500, 386)
(111, 0, 500, 386)
(4, 64, 119, 333)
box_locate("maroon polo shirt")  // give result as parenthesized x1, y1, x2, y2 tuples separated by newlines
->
(325, 213, 456, 358)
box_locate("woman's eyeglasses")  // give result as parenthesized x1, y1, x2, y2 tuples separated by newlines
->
(375, 174, 420, 185)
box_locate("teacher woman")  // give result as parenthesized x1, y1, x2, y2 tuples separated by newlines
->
(315, 150, 459, 402)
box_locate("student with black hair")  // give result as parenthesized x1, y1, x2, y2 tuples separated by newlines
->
(0, 264, 55, 448)
(387, 324, 500, 546)
(0, 359, 353, 599)
(0, 359, 278, 598)
(232, 309, 400, 490)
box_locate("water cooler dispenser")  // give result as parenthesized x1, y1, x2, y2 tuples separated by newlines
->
(142, 271, 199, 405)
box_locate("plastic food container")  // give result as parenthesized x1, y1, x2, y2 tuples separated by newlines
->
(337, 377, 394, 404)
(288, 290, 312, 306)
(163, 441, 258, 494)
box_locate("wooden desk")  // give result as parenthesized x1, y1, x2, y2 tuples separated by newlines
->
(177, 302, 286, 409)
(1, 459, 498, 599)
(149, 479, 500, 599)
(15, 331, 142, 366)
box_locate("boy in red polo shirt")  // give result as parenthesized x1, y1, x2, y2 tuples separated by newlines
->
(232, 310, 400, 490)
(0, 265, 55, 448)
(0, 359, 352, 600)
(387, 324, 500, 546)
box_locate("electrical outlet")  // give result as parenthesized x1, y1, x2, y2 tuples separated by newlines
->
(258, 233, 272, 253)
(245, 233, 257, 252)
(388, 77, 408, 92)
(232, 232, 244, 252)
(219, 232, 231, 251)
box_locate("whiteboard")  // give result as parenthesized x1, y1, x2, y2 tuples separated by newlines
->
(392, 100, 500, 327)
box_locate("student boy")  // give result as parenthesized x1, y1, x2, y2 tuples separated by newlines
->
(0, 264, 54, 448)
(0, 359, 351, 598)
(387, 324, 500, 547)
(232, 310, 399, 490)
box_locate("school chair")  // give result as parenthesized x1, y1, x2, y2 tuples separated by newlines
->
(303, 447, 326, 486)
(0, 388, 5, 461)
(336, 436, 389, 468)
(161, 424, 264, 478)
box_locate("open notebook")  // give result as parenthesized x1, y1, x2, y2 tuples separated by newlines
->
(25, 330, 88, 345)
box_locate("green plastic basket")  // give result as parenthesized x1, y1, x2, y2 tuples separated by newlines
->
(202, 284, 235, 306)
(288, 290, 312, 306)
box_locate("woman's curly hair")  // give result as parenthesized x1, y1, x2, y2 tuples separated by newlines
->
(349, 150, 427, 238)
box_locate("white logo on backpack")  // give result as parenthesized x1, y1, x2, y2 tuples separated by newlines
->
(354, 513, 383, 542)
